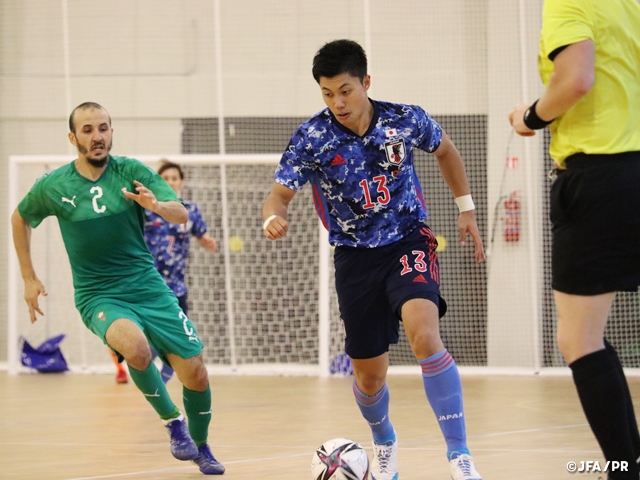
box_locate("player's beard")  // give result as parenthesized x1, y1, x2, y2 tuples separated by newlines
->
(88, 155, 109, 168)
(78, 139, 113, 168)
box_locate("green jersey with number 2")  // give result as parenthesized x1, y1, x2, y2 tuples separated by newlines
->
(18, 155, 179, 310)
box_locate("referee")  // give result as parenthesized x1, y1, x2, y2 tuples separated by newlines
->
(510, 1, 640, 477)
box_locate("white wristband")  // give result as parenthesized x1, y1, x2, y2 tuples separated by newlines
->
(263, 214, 278, 230)
(455, 194, 475, 213)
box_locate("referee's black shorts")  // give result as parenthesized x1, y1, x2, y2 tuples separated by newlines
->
(551, 151, 640, 295)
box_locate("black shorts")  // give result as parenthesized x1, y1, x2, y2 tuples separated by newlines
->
(334, 225, 447, 359)
(550, 151, 640, 295)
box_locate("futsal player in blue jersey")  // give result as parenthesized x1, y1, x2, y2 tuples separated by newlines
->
(263, 40, 485, 480)
(143, 161, 218, 382)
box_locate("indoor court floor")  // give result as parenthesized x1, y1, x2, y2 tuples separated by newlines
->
(0, 371, 628, 479)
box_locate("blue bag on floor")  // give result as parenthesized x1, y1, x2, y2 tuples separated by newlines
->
(20, 334, 69, 372)
(330, 352, 354, 375)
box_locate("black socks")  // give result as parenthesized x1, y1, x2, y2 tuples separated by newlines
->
(570, 344, 639, 479)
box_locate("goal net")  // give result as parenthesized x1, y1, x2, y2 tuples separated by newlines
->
(6, 1, 640, 376)
(8, 151, 488, 375)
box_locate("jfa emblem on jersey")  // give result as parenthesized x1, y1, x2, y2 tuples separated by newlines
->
(384, 139, 406, 165)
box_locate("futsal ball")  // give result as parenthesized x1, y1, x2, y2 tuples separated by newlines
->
(311, 438, 370, 480)
(435, 235, 447, 252)
(227, 235, 244, 252)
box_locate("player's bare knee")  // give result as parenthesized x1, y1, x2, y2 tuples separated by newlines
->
(354, 371, 386, 395)
(193, 364, 210, 390)
(409, 328, 439, 346)
(123, 344, 153, 370)
(556, 331, 579, 364)
(407, 329, 442, 358)
(173, 355, 208, 389)
(180, 363, 209, 391)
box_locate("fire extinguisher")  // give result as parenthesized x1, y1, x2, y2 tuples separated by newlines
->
(504, 191, 520, 242)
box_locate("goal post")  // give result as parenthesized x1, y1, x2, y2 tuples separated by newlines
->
(10, 152, 576, 377)
(7, 154, 336, 376)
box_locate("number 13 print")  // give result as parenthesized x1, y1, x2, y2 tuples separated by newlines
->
(359, 175, 390, 209)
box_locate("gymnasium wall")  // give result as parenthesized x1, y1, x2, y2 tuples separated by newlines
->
(0, 1, 552, 368)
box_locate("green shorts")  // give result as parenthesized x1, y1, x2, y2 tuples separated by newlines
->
(79, 292, 203, 361)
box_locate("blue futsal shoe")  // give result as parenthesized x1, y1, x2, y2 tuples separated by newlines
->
(193, 443, 226, 475)
(164, 414, 198, 460)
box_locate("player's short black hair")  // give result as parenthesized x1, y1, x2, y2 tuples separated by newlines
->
(312, 39, 368, 84)
(68, 102, 111, 133)
(157, 160, 184, 179)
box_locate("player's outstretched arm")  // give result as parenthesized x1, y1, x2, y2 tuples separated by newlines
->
(433, 133, 486, 263)
(197, 233, 217, 252)
(262, 182, 296, 240)
(11, 208, 48, 323)
(123, 180, 188, 224)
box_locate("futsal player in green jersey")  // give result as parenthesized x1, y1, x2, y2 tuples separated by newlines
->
(11, 102, 225, 475)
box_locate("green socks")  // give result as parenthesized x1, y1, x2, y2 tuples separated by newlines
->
(129, 363, 212, 444)
(183, 385, 212, 445)
(128, 362, 179, 419)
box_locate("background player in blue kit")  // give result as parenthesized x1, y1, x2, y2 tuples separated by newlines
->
(144, 161, 218, 383)
(263, 40, 485, 480)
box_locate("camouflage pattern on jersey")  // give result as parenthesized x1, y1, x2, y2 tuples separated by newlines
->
(274, 99, 442, 247)
(144, 200, 208, 297)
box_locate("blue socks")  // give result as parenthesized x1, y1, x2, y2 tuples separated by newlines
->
(353, 381, 395, 444)
(353, 349, 469, 459)
(418, 349, 469, 460)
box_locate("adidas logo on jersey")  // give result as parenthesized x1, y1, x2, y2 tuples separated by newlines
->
(331, 154, 346, 166)
(413, 274, 428, 284)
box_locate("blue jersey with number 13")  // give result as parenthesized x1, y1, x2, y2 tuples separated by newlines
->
(274, 99, 442, 248)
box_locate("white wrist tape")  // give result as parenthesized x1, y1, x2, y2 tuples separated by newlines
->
(263, 214, 278, 230)
(455, 194, 475, 213)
